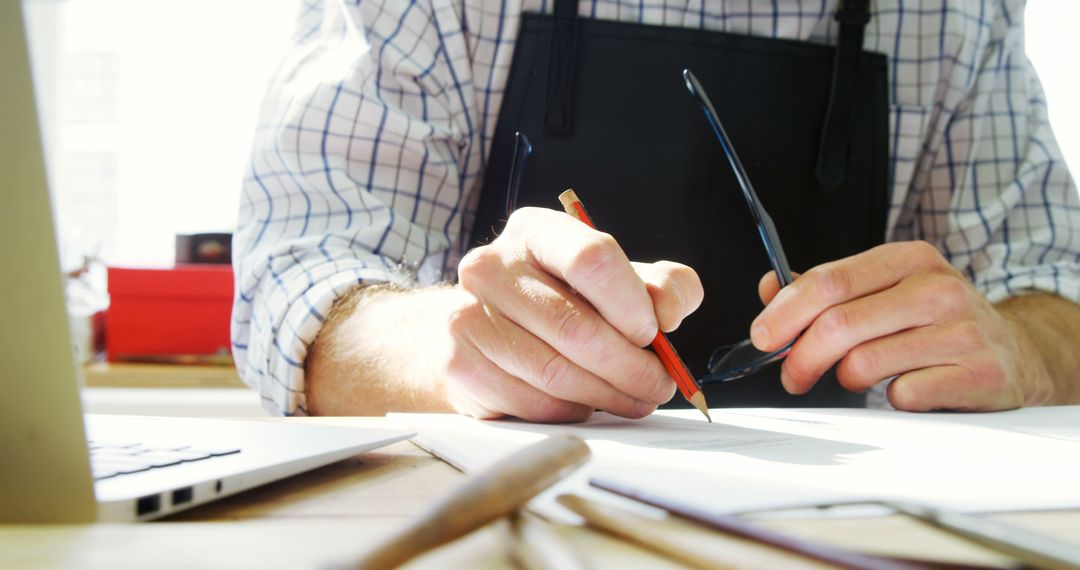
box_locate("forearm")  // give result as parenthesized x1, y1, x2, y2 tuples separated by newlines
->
(305, 284, 459, 416)
(996, 293, 1080, 406)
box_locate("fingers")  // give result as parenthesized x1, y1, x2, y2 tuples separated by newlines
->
(887, 361, 1021, 412)
(752, 241, 954, 352)
(780, 274, 970, 394)
(459, 299, 660, 418)
(503, 208, 659, 347)
(445, 343, 595, 422)
(748, 242, 1030, 412)
(441, 307, 594, 422)
(632, 261, 704, 332)
(462, 250, 674, 406)
(833, 322, 980, 393)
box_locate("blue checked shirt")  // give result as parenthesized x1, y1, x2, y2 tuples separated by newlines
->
(233, 0, 1080, 416)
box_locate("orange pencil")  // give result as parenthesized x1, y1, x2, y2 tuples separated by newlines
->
(558, 190, 712, 422)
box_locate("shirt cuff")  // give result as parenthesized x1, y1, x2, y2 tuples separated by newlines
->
(237, 263, 401, 416)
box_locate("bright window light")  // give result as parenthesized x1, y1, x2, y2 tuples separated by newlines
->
(26, 0, 301, 268)
(1026, 0, 1080, 178)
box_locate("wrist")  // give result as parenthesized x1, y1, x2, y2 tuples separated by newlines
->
(1005, 319, 1053, 407)
(306, 283, 461, 415)
(995, 297, 1057, 406)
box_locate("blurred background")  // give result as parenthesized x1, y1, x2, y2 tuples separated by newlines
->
(23, 0, 1080, 273)
(25, 0, 300, 270)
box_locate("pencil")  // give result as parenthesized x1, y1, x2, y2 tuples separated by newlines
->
(557, 493, 730, 569)
(884, 500, 1080, 570)
(349, 434, 590, 569)
(558, 189, 712, 422)
(580, 484, 924, 570)
(507, 511, 589, 570)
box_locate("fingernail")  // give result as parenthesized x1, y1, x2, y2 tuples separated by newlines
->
(668, 277, 684, 310)
(751, 321, 771, 349)
(635, 401, 656, 417)
(637, 320, 660, 346)
(659, 316, 684, 334)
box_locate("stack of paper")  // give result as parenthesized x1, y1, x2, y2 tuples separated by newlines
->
(397, 407, 1080, 519)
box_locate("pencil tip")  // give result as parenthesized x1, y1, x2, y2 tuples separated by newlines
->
(689, 391, 712, 423)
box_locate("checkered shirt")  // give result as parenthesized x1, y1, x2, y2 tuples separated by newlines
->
(233, 0, 1080, 415)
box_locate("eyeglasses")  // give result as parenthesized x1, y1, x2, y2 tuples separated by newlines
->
(505, 131, 533, 216)
(503, 70, 795, 385)
(682, 69, 796, 384)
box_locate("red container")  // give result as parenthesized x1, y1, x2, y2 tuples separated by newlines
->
(106, 265, 233, 361)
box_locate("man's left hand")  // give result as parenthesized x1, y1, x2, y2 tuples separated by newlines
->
(751, 241, 1052, 411)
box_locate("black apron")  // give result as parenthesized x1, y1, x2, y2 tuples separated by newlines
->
(469, 0, 888, 408)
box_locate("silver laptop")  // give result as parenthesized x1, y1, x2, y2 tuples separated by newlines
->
(0, 2, 413, 523)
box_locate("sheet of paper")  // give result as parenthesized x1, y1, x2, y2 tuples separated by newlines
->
(397, 407, 1080, 520)
(855, 405, 1080, 443)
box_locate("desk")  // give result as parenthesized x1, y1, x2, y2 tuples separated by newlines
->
(82, 362, 245, 389)
(2, 417, 1079, 569)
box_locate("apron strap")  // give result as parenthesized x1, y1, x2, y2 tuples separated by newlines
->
(543, 0, 579, 135)
(815, 0, 872, 192)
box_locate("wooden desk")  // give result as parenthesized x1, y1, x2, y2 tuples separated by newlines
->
(2, 417, 1078, 569)
(82, 362, 244, 389)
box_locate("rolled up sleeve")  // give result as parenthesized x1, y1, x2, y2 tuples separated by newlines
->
(231, 0, 484, 415)
(909, 4, 1080, 306)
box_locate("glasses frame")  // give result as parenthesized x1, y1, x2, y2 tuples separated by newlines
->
(683, 69, 796, 384)
(505, 132, 533, 216)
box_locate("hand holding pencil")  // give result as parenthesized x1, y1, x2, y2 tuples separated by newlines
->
(442, 198, 704, 422)
(558, 190, 712, 421)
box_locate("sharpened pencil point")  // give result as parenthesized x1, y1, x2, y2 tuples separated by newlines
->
(689, 391, 711, 422)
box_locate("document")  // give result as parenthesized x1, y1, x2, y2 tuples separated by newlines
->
(397, 407, 1080, 520)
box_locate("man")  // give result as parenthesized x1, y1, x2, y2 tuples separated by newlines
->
(233, 0, 1080, 420)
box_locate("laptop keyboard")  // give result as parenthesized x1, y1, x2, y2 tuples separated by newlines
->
(89, 441, 241, 481)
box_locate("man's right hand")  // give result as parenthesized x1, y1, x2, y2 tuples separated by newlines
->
(306, 207, 703, 422)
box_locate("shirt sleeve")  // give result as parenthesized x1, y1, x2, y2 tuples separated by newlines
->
(231, 0, 485, 415)
(901, 2, 1080, 305)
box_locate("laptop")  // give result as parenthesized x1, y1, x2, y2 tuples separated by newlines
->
(0, 2, 413, 523)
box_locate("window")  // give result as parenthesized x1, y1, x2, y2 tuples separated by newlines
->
(1026, 1, 1080, 179)
(25, 0, 301, 269)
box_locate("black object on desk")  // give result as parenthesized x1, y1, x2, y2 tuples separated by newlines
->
(175, 233, 231, 264)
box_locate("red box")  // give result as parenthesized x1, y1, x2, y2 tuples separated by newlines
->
(106, 265, 233, 361)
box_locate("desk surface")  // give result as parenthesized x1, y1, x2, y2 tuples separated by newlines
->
(83, 362, 244, 389)
(2, 417, 1079, 569)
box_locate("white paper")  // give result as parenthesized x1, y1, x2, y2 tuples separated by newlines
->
(396, 406, 1080, 521)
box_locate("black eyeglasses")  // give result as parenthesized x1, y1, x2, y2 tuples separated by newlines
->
(505, 131, 532, 216)
(683, 69, 796, 384)
(503, 71, 795, 385)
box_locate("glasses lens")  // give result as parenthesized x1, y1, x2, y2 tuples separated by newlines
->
(702, 339, 794, 384)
